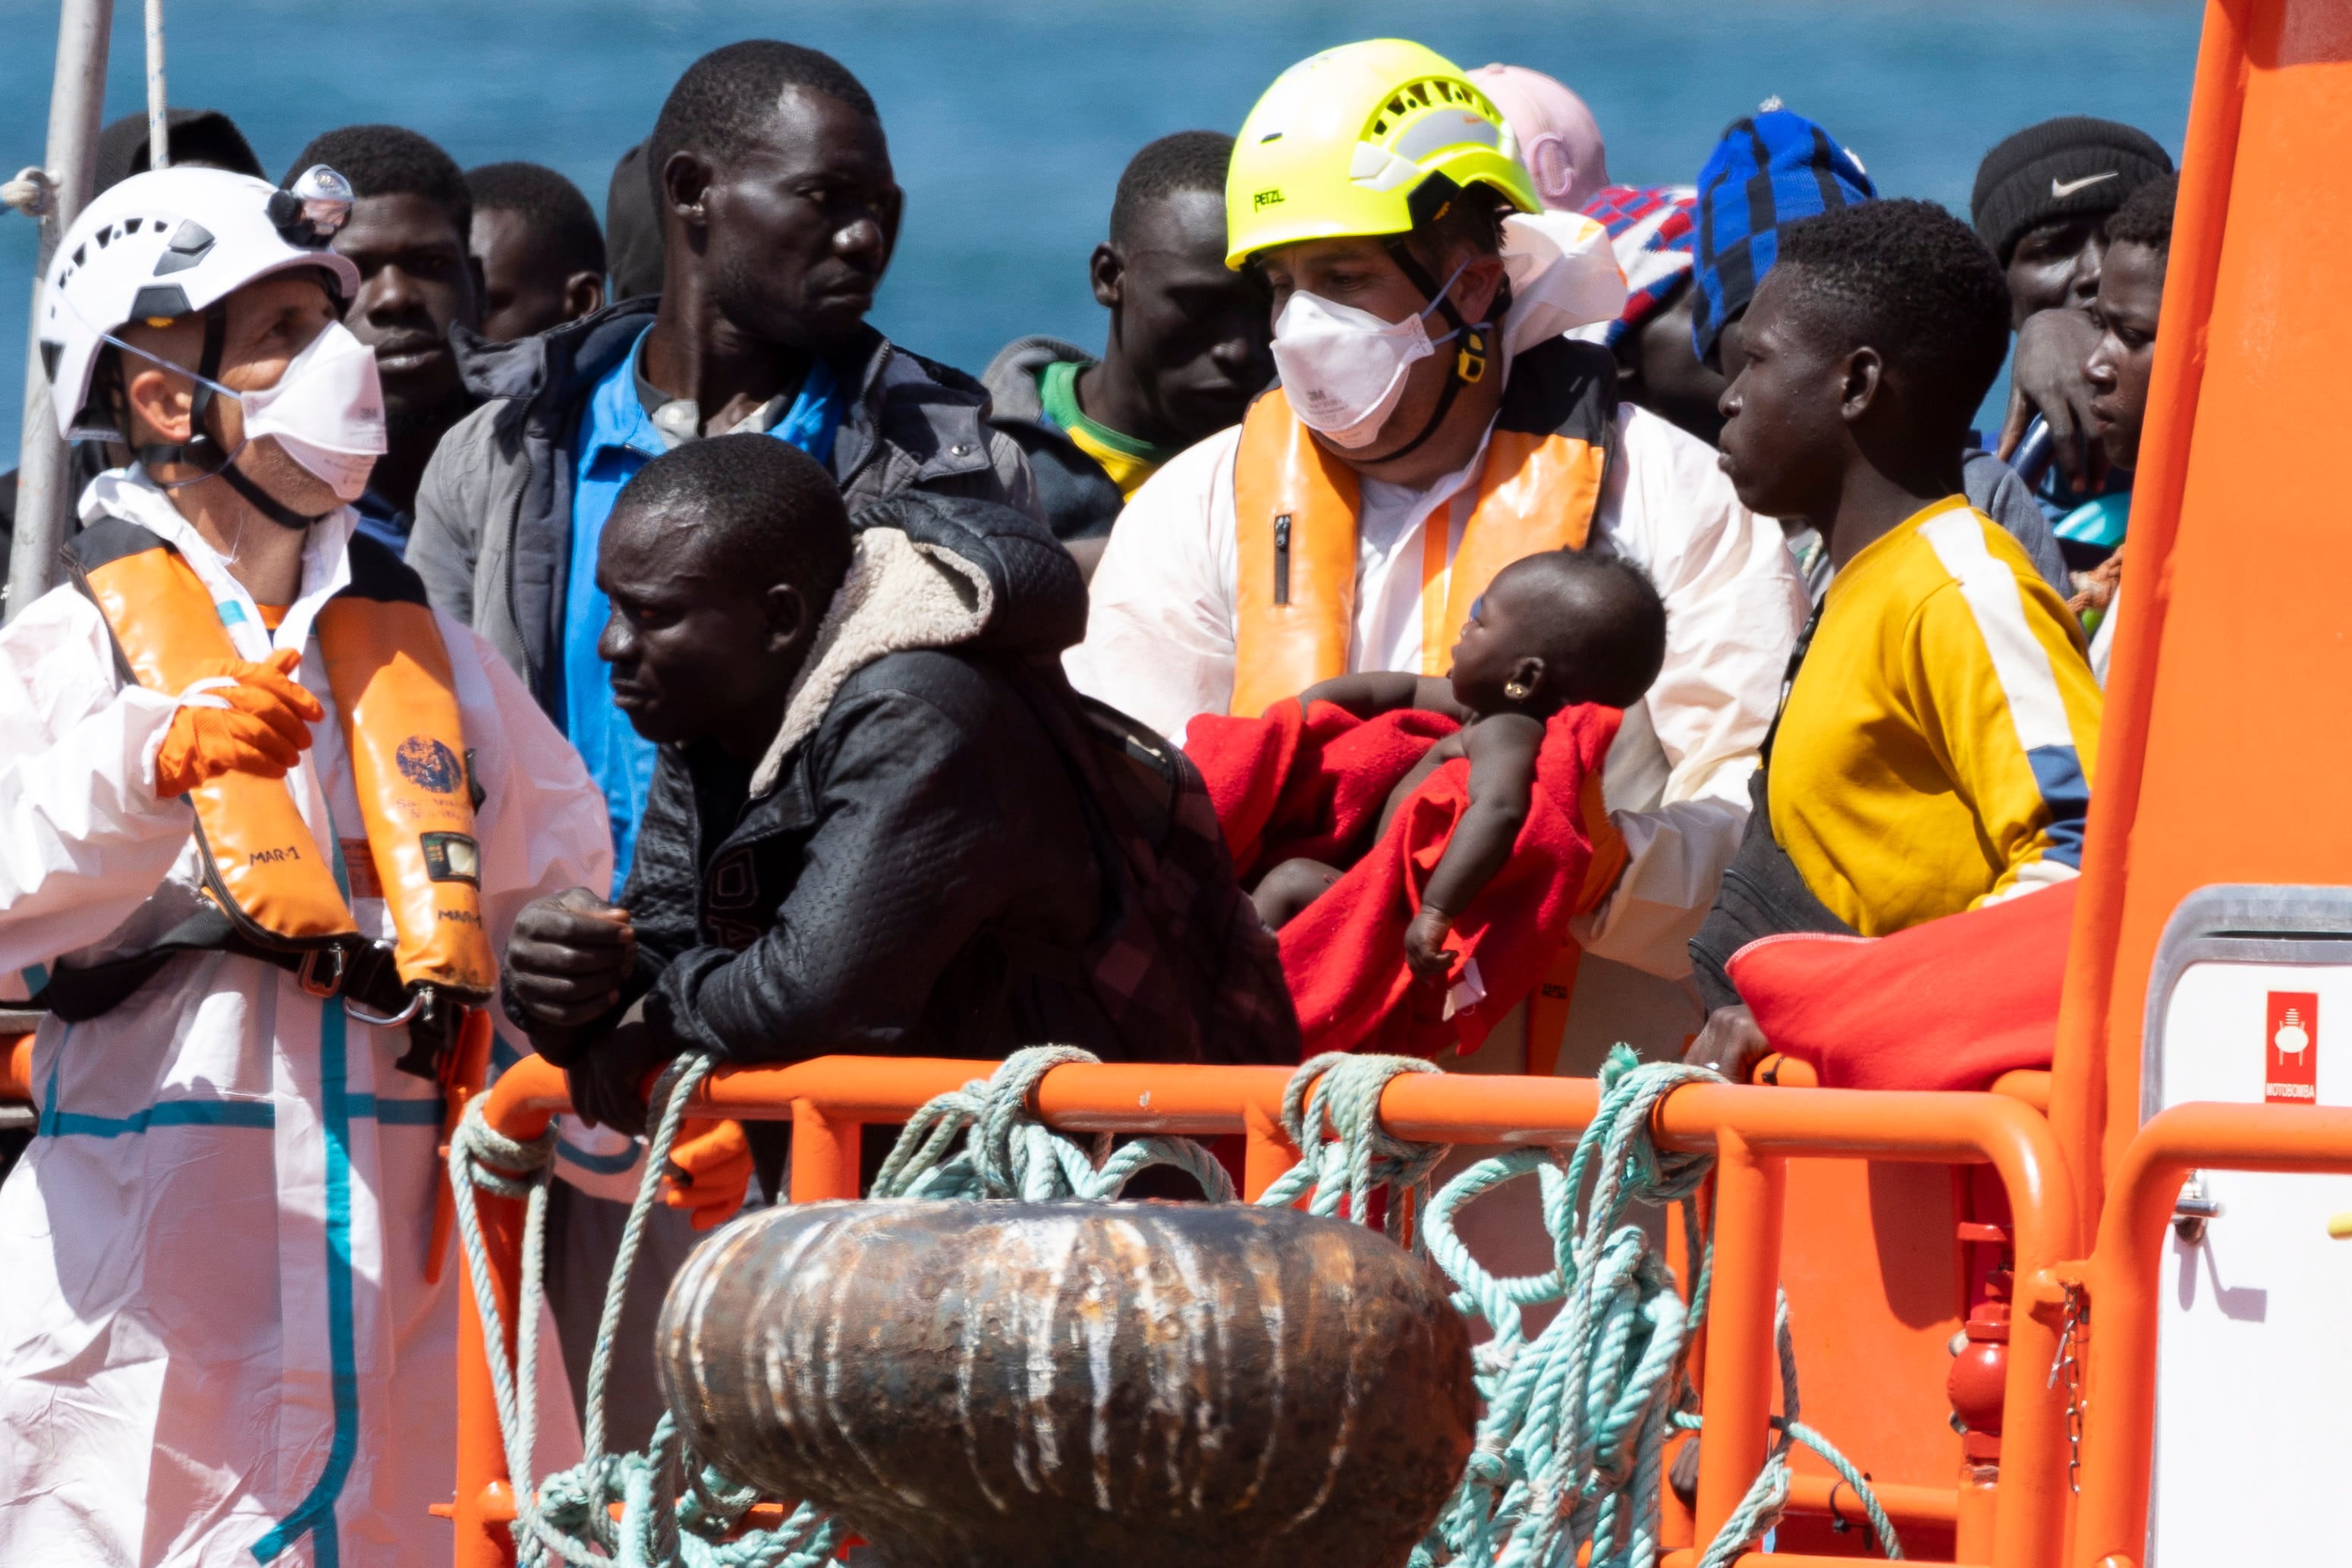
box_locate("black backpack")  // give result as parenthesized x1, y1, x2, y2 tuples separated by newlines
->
(999, 661, 1301, 1067)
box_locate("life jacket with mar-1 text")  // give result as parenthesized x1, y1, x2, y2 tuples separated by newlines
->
(1228, 335, 1619, 718)
(42, 517, 495, 1069)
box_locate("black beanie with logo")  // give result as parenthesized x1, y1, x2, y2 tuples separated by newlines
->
(1970, 117, 2174, 264)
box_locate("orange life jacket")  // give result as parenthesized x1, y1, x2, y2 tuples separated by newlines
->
(53, 517, 495, 1026)
(1234, 339, 1631, 1048)
(1228, 335, 1621, 719)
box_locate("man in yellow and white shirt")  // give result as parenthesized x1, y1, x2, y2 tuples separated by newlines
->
(1772, 494, 2099, 935)
(1687, 197, 2101, 1073)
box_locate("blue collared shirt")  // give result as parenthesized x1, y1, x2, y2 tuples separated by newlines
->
(352, 488, 413, 551)
(563, 325, 842, 891)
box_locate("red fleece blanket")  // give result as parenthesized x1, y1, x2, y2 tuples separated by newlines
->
(1186, 699, 1621, 1059)
(1728, 879, 2077, 1090)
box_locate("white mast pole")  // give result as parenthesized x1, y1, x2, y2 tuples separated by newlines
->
(145, 0, 168, 171)
(6, 0, 115, 623)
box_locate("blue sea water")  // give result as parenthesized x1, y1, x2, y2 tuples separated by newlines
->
(1, 0, 2202, 471)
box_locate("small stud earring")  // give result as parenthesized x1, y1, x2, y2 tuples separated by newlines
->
(1503, 680, 1533, 701)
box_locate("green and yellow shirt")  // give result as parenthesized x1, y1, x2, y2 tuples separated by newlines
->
(1037, 359, 1183, 500)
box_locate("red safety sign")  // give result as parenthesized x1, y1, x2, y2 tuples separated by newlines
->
(2265, 991, 2319, 1105)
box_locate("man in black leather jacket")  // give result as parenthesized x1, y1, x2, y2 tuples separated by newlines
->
(503, 434, 1111, 1125)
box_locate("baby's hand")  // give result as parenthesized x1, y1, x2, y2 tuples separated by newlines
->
(1404, 907, 1457, 983)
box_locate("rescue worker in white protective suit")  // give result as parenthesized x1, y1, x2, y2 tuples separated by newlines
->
(0, 165, 607, 1565)
(1068, 41, 1809, 1064)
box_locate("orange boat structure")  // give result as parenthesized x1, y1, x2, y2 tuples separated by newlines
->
(5, 1, 2349, 1564)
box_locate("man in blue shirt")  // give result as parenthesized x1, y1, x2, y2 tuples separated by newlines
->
(409, 39, 1037, 895)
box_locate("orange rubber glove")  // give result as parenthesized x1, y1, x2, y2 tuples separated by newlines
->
(662, 1118, 754, 1230)
(154, 649, 324, 798)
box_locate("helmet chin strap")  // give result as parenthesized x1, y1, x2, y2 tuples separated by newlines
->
(132, 303, 332, 533)
(1366, 239, 1498, 468)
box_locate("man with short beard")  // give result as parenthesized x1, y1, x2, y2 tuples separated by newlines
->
(286, 124, 485, 552)
(409, 39, 1036, 888)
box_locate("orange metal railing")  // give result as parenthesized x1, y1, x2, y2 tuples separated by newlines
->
(2056, 1102, 2352, 1568)
(450, 1053, 2078, 1568)
(3, 1036, 30, 1107)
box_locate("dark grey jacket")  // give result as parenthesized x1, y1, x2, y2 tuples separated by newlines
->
(404, 297, 1039, 708)
(622, 493, 1112, 1065)
(980, 335, 1124, 543)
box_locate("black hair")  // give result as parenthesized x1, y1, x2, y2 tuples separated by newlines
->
(286, 124, 471, 240)
(648, 40, 877, 209)
(467, 161, 606, 277)
(1108, 130, 1234, 247)
(1770, 197, 2014, 432)
(97, 108, 263, 192)
(612, 433, 853, 601)
(2106, 171, 2177, 256)
(1415, 177, 1509, 260)
(1498, 551, 1668, 710)
(605, 143, 665, 300)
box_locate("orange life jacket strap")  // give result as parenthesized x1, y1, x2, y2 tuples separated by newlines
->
(1231, 389, 1362, 718)
(317, 582, 495, 1001)
(1230, 392, 1611, 710)
(1439, 428, 1607, 665)
(69, 517, 357, 948)
(64, 519, 494, 1004)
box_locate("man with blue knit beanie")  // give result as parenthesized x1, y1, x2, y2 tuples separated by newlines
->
(1690, 102, 2065, 599)
(1691, 103, 1874, 374)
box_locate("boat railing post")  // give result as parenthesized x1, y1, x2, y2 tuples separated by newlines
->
(788, 1096, 863, 1202)
(8, 0, 114, 625)
(1690, 1126, 1787, 1546)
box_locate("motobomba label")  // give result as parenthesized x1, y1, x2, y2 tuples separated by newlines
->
(2265, 991, 2319, 1105)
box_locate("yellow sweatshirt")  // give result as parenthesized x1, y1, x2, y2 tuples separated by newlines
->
(1769, 496, 2102, 936)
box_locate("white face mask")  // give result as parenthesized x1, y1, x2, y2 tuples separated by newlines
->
(234, 320, 387, 501)
(1269, 259, 1470, 449)
(105, 316, 388, 501)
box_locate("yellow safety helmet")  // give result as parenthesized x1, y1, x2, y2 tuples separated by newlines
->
(1225, 39, 1542, 271)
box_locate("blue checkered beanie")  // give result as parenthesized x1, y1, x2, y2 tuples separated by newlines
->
(1691, 105, 1876, 362)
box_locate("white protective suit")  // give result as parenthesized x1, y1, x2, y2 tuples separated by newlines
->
(0, 471, 608, 1566)
(1068, 210, 1809, 1061)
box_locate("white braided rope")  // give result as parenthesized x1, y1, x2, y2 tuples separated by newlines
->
(2, 167, 56, 219)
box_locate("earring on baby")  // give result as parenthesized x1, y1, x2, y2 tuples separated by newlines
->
(1503, 680, 1533, 701)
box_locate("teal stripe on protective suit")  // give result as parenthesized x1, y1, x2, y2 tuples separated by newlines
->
(35, 1023, 278, 1138)
(44, 1099, 277, 1137)
(557, 1136, 640, 1175)
(38, 1092, 428, 1139)
(350, 1094, 441, 1126)
(250, 1003, 360, 1566)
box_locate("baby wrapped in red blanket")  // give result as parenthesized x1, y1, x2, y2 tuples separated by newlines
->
(1185, 551, 1664, 1057)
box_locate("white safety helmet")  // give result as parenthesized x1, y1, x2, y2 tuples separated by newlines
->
(39, 163, 360, 440)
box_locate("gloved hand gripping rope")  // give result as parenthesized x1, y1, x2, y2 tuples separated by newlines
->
(450, 1044, 1899, 1568)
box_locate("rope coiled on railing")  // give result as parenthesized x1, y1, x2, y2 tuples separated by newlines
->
(450, 1042, 1901, 1568)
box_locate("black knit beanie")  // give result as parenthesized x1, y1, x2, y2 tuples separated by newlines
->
(1970, 117, 2174, 263)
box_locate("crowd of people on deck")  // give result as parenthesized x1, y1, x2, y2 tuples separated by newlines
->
(0, 32, 2176, 1563)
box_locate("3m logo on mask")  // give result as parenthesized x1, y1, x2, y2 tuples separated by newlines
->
(396, 736, 464, 794)
(1253, 188, 1284, 209)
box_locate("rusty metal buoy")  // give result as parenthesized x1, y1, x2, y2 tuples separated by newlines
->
(657, 1200, 1475, 1568)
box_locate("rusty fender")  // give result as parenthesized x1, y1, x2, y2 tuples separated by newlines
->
(657, 1200, 1474, 1568)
